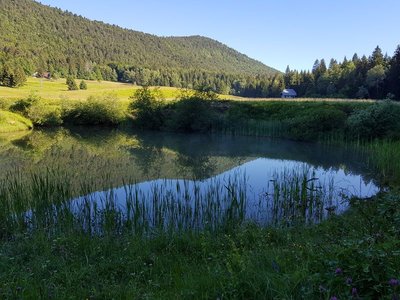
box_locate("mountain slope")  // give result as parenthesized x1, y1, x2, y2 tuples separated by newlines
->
(0, 0, 277, 76)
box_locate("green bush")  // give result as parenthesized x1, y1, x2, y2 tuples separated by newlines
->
(63, 94, 125, 126)
(287, 107, 347, 140)
(79, 80, 87, 90)
(66, 76, 78, 91)
(9, 94, 62, 126)
(166, 96, 219, 133)
(129, 87, 165, 130)
(9, 94, 40, 115)
(27, 103, 63, 126)
(346, 101, 400, 139)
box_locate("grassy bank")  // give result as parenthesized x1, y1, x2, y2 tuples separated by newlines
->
(1, 88, 400, 298)
(129, 90, 397, 143)
(0, 181, 399, 299)
(0, 110, 32, 133)
(0, 134, 399, 298)
(1, 82, 388, 142)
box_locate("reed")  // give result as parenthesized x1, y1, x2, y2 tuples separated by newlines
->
(0, 163, 352, 240)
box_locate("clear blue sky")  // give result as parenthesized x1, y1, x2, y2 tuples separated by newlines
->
(38, 0, 400, 72)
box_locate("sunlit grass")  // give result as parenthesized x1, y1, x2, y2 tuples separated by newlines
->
(0, 77, 186, 104)
(0, 77, 378, 104)
(0, 110, 33, 133)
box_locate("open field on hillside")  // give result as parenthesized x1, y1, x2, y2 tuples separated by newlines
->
(0, 78, 377, 105)
(0, 78, 184, 104)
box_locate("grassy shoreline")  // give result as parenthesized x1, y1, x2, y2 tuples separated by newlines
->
(0, 110, 33, 133)
(0, 135, 398, 298)
(1, 89, 400, 298)
(0, 188, 398, 299)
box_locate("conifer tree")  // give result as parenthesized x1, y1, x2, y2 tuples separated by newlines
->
(66, 77, 78, 90)
(387, 45, 400, 99)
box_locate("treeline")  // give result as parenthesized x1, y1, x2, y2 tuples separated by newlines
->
(224, 45, 400, 99)
(2, 43, 399, 101)
(281, 45, 400, 100)
(91, 45, 400, 100)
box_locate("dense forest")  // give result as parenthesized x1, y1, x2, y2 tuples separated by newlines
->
(0, 0, 399, 99)
(225, 45, 400, 99)
(0, 0, 277, 89)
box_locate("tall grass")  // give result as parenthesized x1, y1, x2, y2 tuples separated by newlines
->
(0, 164, 353, 239)
(367, 140, 400, 186)
(213, 119, 289, 138)
(265, 167, 336, 226)
(0, 110, 33, 133)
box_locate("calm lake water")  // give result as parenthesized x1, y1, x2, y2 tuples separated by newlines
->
(0, 128, 379, 227)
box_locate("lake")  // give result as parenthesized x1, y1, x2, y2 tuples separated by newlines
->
(0, 128, 378, 230)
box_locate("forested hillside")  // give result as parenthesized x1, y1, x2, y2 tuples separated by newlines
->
(0, 0, 278, 91)
(1, 0, 399, 99)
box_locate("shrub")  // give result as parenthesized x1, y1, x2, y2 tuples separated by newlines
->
(63, 94, 125, 126)
(10, 94, 62, 126)
(193, 84, 219, 101)
(129, 87, 165, 130)
(166, 96, 219, 133)
(66, 77, 78, 91)
(346, 101, 400, 139)
(9, 94, 40, 116)
(80, 80, 87, 90)
(27, 103, 63, 126)
(287, 107, 347, 140)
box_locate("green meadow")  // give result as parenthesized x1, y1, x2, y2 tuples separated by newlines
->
(0, 77, 184, 106)
(0, 77, 374, 105)
(0, 110, 32, 133)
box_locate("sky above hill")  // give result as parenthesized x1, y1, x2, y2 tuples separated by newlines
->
(38, 0, 400, 72)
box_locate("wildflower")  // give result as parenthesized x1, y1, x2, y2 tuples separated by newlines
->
(330, 297, 338, 300)
(335, 268, 343, 275)
(389, 278, 400, 287)
(352, 287, 358, 297)
(345, 277, 353, 285)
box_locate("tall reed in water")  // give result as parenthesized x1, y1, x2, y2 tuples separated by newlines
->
(0, 165, 346, 238)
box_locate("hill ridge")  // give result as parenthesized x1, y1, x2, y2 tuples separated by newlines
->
(0, 0, 278, 77)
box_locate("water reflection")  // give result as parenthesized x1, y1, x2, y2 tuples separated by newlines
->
(72, 158, 377, 229)
(0, 127, 379, 227)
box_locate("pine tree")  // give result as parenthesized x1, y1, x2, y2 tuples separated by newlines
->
(66, 76, 78, 90)
(0, 64, 26, 87)
(79, 80, 88, 90)
(312, 59, 320, 75)
(387, 45, 400, 99)
(370, 46, 384, 67)
(352, 53, 360, 63)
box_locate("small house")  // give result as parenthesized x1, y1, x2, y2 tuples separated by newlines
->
(33, 72, 51, 79)
(281, 89, 297, 99)
(42, 72, 51, 79)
